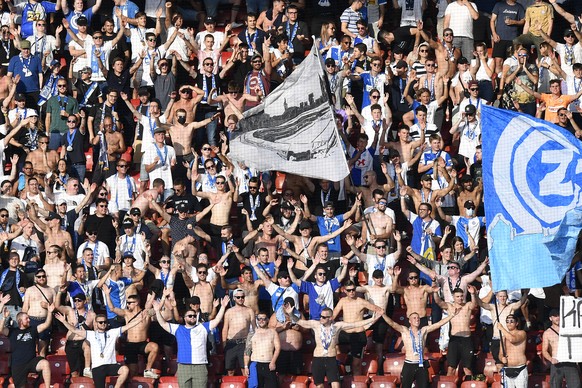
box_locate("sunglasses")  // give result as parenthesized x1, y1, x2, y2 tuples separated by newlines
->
(345, 288, 356, 292)
(518, 54, 527, 57)
(444, 33, 453, 37)
(506, 319, 516, 323)
(320, 315, 332, 319)
(118, 165, 128, 168)
(257, 317, 268, 321)
(127, 301, 137, 305)
(466, 206, 476, 210)
(198, 271, 207, 274)
(67, 120, 77, 123)
(202, 147, 212, 150)
(185, 314, 196, 318)
(203, 63, 214, 66)
(375, 245, 386, 249)
(160, 260, 170, 264)
(316, 273, 326, 276)
(249, 186, 258, 189)
(0, 214, 7, 218)
(58, 84, 67, 87)
(251, 60, 262, 64)
(469, 88, 479, 91)
(93, 36, 103, 39)
(96, 321, 107, 324)
(216, 181, 225, 185)
(147, 38, 156, 42)
(73, 298, 84, 302)
(180, 89, 189, 93)
(448, 266, 460, 270)
(558, 113, 567, 117)
(408, 276, 418, 280)
(36, 275, 46, 278)
(159, 63, 168, 67)
(371, 95, 380, 99)
(39, 141, 48, 144)
(234, 296, 245, 299)
(425, 64, 436, 67)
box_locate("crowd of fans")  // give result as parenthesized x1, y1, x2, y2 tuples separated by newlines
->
(0, 0, 579, 387)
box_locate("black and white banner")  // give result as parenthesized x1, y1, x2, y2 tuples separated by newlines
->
(229, 43, 350, 182)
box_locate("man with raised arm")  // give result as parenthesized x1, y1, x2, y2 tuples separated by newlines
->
(152, 296, 229, 388)
(285, 304, 379, 388)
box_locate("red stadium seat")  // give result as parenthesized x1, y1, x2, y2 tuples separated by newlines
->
(461, 381, 488, 388)
(220, 375, 247, 388)
(431, 377, 457, 388)
(370, 375, 398, 384)
(70, 377, 95, 384)
(39, 384, 63, 388)
(383, 354, 405, 383)
(482, 358, 498, 384)
(370, 381, 397, 388)
(280, 375, 311, 388)
(361, 352, 379, 376)
(158, 375, 179, 388)
(0, 336, 10, 353)
(128, 377, 156, 388)
(70, 383, 95, 388)
(341, 375, 368, 388)
(50, 333, 67, 355)
(105, 376, 118, 388)
(529, 374, 550, 388)
(46, 354, 70, 384)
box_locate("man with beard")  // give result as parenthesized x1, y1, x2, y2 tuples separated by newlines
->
(455, 175, 483, 217)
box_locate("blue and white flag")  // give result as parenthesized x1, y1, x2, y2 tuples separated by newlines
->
(482, 106, 582, 291)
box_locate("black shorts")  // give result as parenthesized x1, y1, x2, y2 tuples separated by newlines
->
(312, 356, 340, 385)
(371, 318, 389, 344)
(93, 363, 123, 388)
(338, 331, 367, 358)
(492, 40, 513, 58)
(224, 340, 246, 370)
(491, 338, 502, 364)
(12, 357, 44, 388)
(124, 341, 148, 364)
(149, 321, 176, 348)
(276, 350, 302, 375)
(447, 335, 474, 368)
(65, 340, 86, 374)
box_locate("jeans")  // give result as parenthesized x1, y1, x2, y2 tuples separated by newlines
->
(245, 0, 268, 13)
(453, 36, 474, 59)
(70, 163, 86, 183)
(204, 110, 219, 146)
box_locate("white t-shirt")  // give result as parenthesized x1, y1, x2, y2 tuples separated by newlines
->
(27, 34, 57, 64)
(76, 240, 110, 267)
(142, 144, 176, 188)
(195, 30, 225, 51)
(84, 40, 113, 82)
(367, 253, 397, 287)
(69, 38, 89, 74)
(165, 26, 190, 60)
(140, 46, 168, 87)
(130, 27, 156, 62)
(86, 328, 122, 368)
(556, 43, 582, 78)
(54, 192, 85, 213)
(445, 1, 478, 39)
(106, 174, 137, 213)
(119, 233, 146, 269)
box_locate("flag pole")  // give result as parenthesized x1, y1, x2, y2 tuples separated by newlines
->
(494, 297, 507, 387)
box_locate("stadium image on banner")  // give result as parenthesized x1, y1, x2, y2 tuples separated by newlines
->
(228, 42, 350, 182)
(482, 105, 582, 292)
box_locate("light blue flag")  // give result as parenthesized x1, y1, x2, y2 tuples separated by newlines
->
(482, 105, 582, 291)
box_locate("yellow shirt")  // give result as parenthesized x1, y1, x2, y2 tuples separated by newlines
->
(526, 3, 553, 37)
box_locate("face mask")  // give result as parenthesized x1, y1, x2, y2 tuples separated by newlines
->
(177, 116, 186, 125)
(221, 237, 230, 242)
(466, 208, 474, 217)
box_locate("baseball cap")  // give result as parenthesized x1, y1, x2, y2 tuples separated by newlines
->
(298, 220, 312, 230)
(46, 212, 62, 221)
(129, 208, 141, 216)
(20, 40, 31, 49)
(458, 57, 469, 64)
(464, 200, 476, 209)
(395, 60, 407, 69)
(122, 219, 134, 228)
(564, 29, 574, 37)
(324, 58, 336, 66)
(465, 104, 477, 115)
(176, 202, 189, 212)
(154, 127, 166, 134)
(467, 80, 478, 88)
(29, 109, 38, 117)
(50, 59, 60, 68)
(188, 296, 201, 305)
(324, 200, 335, 208)
(15, 93, 26, 101)
(204, 16, 216, 24)
(56, 198, 67, 206)
(76, 16, 88, 26)
(280, 201, 294, 210)
(420, 173, 433, 181)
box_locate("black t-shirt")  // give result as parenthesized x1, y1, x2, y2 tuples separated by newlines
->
(74, 79, 102, 110)
(240, 192, 267, 230)
(106, 69, 131, 95)
(195, 73, 222, 113)
(283, 21, 309, 59)
(168, 193, 200, 213)
(236, 29, 266, 56)
(168, 215, 198, 245)
(9, 326, 38, 365)
(231, 59, 253, 90)
(84, 214, 117, 254)
(60, 128, 89, 164)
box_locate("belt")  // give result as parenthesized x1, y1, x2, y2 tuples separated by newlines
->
(29, 316, 46, 321)
(227, 338, 246, 345)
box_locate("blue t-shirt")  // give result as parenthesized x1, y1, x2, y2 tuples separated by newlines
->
(251, 262, 276, 301)
(421, 149, 452, 175)
(64, 9, 94, 43)
(316, 214, 345, 253)
(8, 54, 43, 92)
(270, 283, 300, 312)
(104, 277, 132, 319)
(20, 1, 57, 38)
(300, 278, 340, 319)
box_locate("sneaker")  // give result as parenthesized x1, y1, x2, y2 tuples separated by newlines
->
(144, 369, 160, 379)
(83, 368, 92, 378)
(230, 22, 243, 28)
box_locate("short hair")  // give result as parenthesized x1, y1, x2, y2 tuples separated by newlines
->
(204, 34, 214, 41)
(453, 287, 464, 294)
(95, 197, 108, 207)
(358, 133, 369, 141)
(372, 188, 384, 197)
(354, 43, 367, 53)
(257, 247, 269, 255)
(83, 247, 93, 255)
(274, 33, 289, 45)
(152, 178, 165, 188)
(419, 202, 432, 212)
(247, 12, 258, 19)
(549, 79, 561, 86)
(415, 105, 428, 114)
(429, 133, 442, 142)
(370, 103, 382, 112)
(221, 225, 233, 233)
(135, 11, 146, 19)
(417, 87, 431, 96)
(241, 266, 252, 274)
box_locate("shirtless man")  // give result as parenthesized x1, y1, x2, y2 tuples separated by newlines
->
(542, 309, 581, 388)
(418, 21, 461, 77)
(167, 84, 204, 124)
(243, 311, 280, 386)
(165, 109, 220, 158)
(392, 267, 434, 327)
(402, 170, 456, 213)
(434, 286, 477, 376)
(222, 288, 256, 376)
(102, 287, 159, 379)
(35, 211, 74, 259)
(208, 81, 260, 118)
(475, 289, 528, 370)
(22, 268, 55, 357)
(497, 314, 527, 388)
(333, 280, 384, 375)
(43, 245, 69, 290)
(288, 306, 378, 388)
(384, 125, 425, 166)
(130, 179, 165, 216)
(248, 218, 286, 262)
(26, 134, 59, 182)
(381, 309, 459, 388)
(361, 193, 394, 248)
(219, 265, 262, 313)
(192, 169, 235, 233)
(184, 263, 217, 315)
(456, 175, 483, 217)
(90, 115, 126, 176)
(268, 298, 305, 375)
(356, 269, 394, 371)
(272, 218, 353, 260)
(345, 167, 395, 208)
(54, 291, 95, 377)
